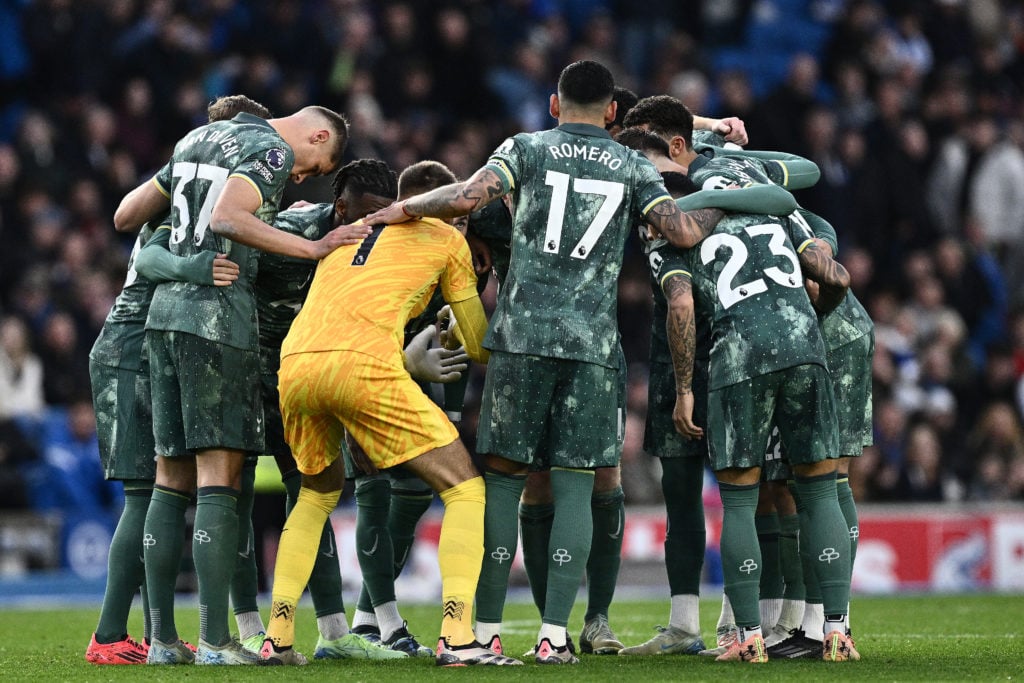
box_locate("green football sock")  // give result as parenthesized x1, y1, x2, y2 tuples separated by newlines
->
(661, 457, 705, 596)
(519, 501, 554, 615)
(837, 476, 859, 575)
(793, 473, 849, 618)
(789, 483, 823, 606)
(443, 364, 471, 421)
(475, 470, 526, 624)
(543, 468, 594, 627)
(283, 469, 301, 511)
(231, 460, 259, 616)
(283, 470, 345, 619)
(309, 518, 345, 619)
(389, 490, 432, 577)
(585, 485, 624, 621)
(144, 485, 191, 643)
(354, 477, 395, 608)
(95, 482, 152, 643)
(718, 482, 761, 628)
(193, 486, 239, 646)
(756, 512, 784, 600)
(779, 513, 806, 600)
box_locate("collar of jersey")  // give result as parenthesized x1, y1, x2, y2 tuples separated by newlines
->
(687, 152, 710, 175)
(232, 112, 274, 129)
(556, 122, 612, 139)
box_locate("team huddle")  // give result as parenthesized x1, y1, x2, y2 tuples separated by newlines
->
(84, 60, 869, 667)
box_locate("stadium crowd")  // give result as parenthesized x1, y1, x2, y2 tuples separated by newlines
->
(1, 0, 1024, 527)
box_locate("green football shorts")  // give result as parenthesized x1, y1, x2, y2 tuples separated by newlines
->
(707, 363, 838, 472)
(478, 351, 623, 469)
(148, 330, 264, 456)
(89, 359, 156, 481)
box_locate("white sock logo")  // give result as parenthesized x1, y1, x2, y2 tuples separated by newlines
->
(819, 547, 841, 563)
(739, 558, 758, 574)
(490, 546, 511, 563)
(553, 548, 572, 565)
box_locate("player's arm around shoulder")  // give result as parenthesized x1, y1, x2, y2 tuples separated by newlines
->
(133, 226, 239, 287)
(793, 235, 850, 315)
(114, 175, 170, 233)
(646, 196, 726, 249)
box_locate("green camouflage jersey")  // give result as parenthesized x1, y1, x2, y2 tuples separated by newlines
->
(89, 223, 160, 371)
(468, 199, 513, 284)
(257, 202, 334, 350)
(691, 139, 821, 191)
(687, 149, 788, 191)
(644, 182, 800, 365)
(146, 112, 295, 350)
(684, 212, 826, 390)
(484, 122, 672, 368)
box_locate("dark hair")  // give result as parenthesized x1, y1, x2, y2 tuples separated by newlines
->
(622, 95, 693, 144)
(302, 105, 351, 169)
(206, 95, 272, 122)
(332, 159, 398, 202)
(661, 171, 696, 198)
(615, 126, 671, 158)
(607, 86, 639, 131)
(557, 60, 614, 107)
(398, 160, 458, 198)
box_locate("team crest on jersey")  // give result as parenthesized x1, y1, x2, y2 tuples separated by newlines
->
(266, 148, 286, 170)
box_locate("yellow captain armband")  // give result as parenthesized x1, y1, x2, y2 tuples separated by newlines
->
(796, 238, 815, 254)
(659, 269, 690, 290)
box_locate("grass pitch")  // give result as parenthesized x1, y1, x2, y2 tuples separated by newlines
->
(0, 594, 1020, 681)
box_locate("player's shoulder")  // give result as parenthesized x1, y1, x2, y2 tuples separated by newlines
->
(415, 217, 466, 244)
(274, 202, 334, 239)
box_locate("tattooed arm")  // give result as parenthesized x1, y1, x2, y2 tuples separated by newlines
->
(362, 167, 508, 225)
(664, 273, 704, 439)
(798, 240, 850, 314)
(646, 198, 725, 249)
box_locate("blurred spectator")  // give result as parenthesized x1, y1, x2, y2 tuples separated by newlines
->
(37, 311, 90, 407)
(965, 402, 1024, 501)
(0, 316, 44, 420)
(16, 110, 69, 199)
(957, 345, 1020, 431)
(753, 52, 824, 154)
(869, 398, 908, 500)
(926, 115, 1024, 293)
(0, 417, 39, 510)
(933, 236, 1007, 366)
(487, 42, 553, 133)
(895, 422, 951, 502)
(26, 399, 121, 517)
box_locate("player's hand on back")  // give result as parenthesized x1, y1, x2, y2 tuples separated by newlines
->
(211, 253, 240, 286)
(362, 200, 416, 226)
(311, 223, 373, 259)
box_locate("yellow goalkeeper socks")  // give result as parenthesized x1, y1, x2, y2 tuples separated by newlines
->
(437, 476, 486, 646)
